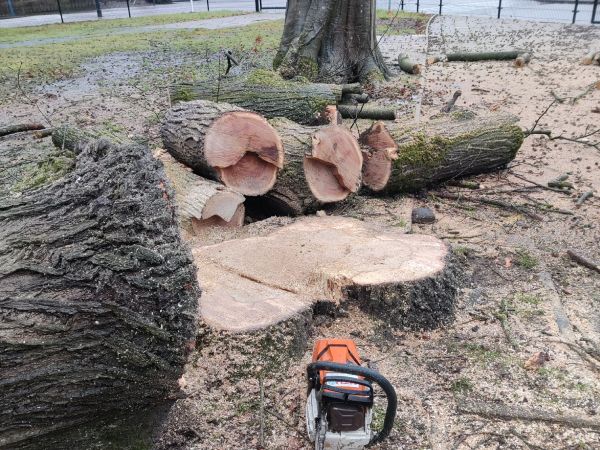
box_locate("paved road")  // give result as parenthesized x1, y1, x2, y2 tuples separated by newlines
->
(0, 0, 597, 29)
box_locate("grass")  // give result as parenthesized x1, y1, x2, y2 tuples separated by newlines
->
(515, 248, 538, 269)
(0, 10, 247, 44)
(451, 377, 473, 394)
(376, 9, 430, 36)
(0, 20, 283, 86)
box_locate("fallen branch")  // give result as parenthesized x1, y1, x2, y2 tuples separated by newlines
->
(441, 90, 462, 113)
(397, 54, 421, 75)
(337, 104, 396, 120)
(434, 191, 543, 221)
(446, 51, 522, 62)
(567, 250, 600, 274)
(0, 122, 45, 137)
(457, 400, 600, 431)
(576, 191, 594, 206)
(510, 173, 569, 194)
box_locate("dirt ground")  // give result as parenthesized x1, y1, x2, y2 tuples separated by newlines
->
(1, 11, 600, 450)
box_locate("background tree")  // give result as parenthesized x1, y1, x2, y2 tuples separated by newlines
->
(274, 0, 391, 83)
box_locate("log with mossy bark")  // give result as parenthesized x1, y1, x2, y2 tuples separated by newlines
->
(0, 137, 199, 448)
(445, 51, 528, 62)
(169, 70, 361, 124)
(359, 110, 524, 194)
(155, 149, 245, 234)
(397, 54, 421, 75)
(261, 118, 363, 216)
(160, 100, 284, 196)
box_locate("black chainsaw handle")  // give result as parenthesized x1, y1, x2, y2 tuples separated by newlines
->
(306, 361, 397, 446)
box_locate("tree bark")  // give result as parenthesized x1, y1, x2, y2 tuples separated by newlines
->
(0, 123, 44, 137)
(262, 118, 362, 215)
(360, 111, 524, 194)
(446, 51, 523, 62)
(337, 104, 396, 120)
(169, 70, 361, 124)
(397, 54, 421, 75)
(160, 100, 284, 196)
(274, 0, 390, 83)
(0, 139, 200, 448)
(155, 150, 245, 235)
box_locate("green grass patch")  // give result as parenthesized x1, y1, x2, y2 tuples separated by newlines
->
(515, 248, 538, 269)
(0, 10, 247, 44)
(376, 9, 430, 36)
(0, 20, 283, 85)
(451, 377, 473, 394)
(514, 293, 543, 306)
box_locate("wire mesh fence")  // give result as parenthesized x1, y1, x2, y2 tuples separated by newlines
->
(1, 0, 599, 25)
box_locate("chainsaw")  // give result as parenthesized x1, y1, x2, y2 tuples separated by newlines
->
(306, 339, 397, 450)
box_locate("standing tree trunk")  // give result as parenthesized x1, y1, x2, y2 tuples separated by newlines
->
(0, 138, 200, 448)
(274, 0, 390, 83)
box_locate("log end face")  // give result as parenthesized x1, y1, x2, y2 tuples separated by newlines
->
(205, 111, 283, 195)
(360, 122, 397, 192)
(304, 126, 363, 202)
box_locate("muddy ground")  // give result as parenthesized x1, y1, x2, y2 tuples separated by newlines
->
(1, 11, 600, 450)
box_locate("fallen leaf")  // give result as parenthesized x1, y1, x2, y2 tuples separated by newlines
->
(524, 351, 551, 370)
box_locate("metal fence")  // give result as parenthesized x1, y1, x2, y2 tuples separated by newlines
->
(1, 0, 599, 25)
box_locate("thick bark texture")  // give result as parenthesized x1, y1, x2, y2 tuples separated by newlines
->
(360, 110, 524, 194)
(274, 0, 391, 83)
(161, 100, 284, 196)
(264, 118, 362, 215)
(155, 150, 245, 234)
(169, 70, 360, 124)
(0, 139, 200, 448)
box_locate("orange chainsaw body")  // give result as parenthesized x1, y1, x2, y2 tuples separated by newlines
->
(311, 339, 367, 392)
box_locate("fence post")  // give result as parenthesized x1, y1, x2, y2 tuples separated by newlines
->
(572, 0, 579, 24)
(497, 0, 502, 18)
(401, 0, 404, 11)
(255, 0, 260, 12)
(388, 0, 391, 11)
(56, 0, 64, 23)
(7, 0, 16, 16)
(439, 0, 442, 15)
(206, 0, 210, 12)
(94, 0, 102, 17)
(126, 0, 131, 17)
(417, 0, 420, 13)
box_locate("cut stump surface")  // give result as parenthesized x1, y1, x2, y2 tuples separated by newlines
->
(193, 216, 457, 333)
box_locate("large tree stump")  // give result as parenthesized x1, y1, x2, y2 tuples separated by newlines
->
(0, 138, 200, 448)
(274, 0, 390, 83)
(359, 111, 524, 194)
(194, 216, 458, 332)
(169, 70, 361, 124)
(160, 100, 284, 196)
(263, 118, 363, 215)
(154, 150, 245, 234)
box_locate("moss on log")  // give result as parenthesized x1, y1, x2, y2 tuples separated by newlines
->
(361, 110, 524, 194)
(169, 70, 359, 124)
(0, 138, 200, 448)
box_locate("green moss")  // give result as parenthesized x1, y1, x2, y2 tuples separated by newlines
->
(245, 69, 288, 87)
(451, 377, 473, 394)
(296, 56, 319, 81)
(515, 248, 538, 269)
(171, 85, 195, 103)
(13, 152, 75, 192)
(514, 293, 542, 305)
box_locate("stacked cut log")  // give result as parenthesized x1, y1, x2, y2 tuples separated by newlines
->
(161, 100, 284, 197)
(155, 149, 245, 233)
(161, 100, 364, 216)
(169, 70, 395, 122)
(359, 110, 524, 194)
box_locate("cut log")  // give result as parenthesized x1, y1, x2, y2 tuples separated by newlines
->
(446, 51, 523, 62)
(0, 122, 44, 137)
(359, 110, 524, 194)
(194, 216, 458, 333)
(161, 100, 284, 196)
(337, 104, 397, 120)
(359, 121, 398, 192)
(514, 52, 531, 67)
(398, 54, 422, 75)
(263, 118, 363, 215)
(154, 149, 245, 234)
(169, 70, 361, 124)
(582, 51, 600, 65)
(0, 139, 200, 448)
